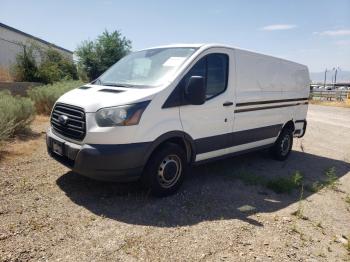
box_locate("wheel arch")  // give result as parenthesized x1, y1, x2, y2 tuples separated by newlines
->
(143, 131, 196, 165)
(282, 120, 295, 132)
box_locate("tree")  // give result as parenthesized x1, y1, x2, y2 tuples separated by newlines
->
(13, 42, 78, 84)
(75, 30, 132, 81)
(13, 44, 41, 82)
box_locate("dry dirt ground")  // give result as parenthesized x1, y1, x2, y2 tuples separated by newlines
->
(1, 105, 350, 261)
(309, 100, 350, 109)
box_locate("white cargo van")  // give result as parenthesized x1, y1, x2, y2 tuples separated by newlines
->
(47, 44, 310, 196)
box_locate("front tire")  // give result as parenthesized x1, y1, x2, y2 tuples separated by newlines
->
(141, 143, 187, 197)
(270, 128, 293, 161)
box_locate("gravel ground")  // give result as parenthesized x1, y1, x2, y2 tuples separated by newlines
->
(0, 105, 350, 261)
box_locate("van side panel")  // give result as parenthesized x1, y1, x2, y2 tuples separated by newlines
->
(231, 49, 309, 153)
(234, 50, 284, 130)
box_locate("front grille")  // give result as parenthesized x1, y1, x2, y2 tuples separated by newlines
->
(51, 103, 86, 141)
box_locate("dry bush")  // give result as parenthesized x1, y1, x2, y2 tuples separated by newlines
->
(0, 90, 35, 142)
(27, 80, 84, 115)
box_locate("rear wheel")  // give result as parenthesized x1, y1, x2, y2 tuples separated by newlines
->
(141, 143, 187, 197)
(270, 128, 293, 161)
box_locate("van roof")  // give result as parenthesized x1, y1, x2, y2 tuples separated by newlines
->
(143, 43, 205, 49)
(142, 43, 308, 69)
(144, 43, 224, 49)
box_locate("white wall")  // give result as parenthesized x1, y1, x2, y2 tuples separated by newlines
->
(0, 25, 73, 71)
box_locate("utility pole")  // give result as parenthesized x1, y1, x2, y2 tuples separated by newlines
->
(324, 68, 328, 88)
(332, 66, 341, 89)
(334, 66, 340, 85)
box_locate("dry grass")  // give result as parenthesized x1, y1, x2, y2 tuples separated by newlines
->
(34, 115, 50, 124)
(0, 116, 48, 162)
(0, 135, 42, 162)
(0, 67, 13, 82)
(309, 99, 350, 108)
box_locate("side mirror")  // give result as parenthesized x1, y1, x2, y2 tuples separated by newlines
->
(184, 76, 206, 105)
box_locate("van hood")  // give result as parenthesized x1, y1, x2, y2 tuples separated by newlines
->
(56, 84, 161, 112)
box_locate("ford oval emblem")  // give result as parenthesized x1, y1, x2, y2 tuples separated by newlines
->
(58, 115, 69, 125)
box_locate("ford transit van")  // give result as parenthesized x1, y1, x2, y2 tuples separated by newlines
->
(47, 44, 310, 196)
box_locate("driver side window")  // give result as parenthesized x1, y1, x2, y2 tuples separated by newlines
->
(162, 53, 229, 108)
(184, 53, 229, 99)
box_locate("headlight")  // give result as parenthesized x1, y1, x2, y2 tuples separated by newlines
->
(95, 101, 150, 127)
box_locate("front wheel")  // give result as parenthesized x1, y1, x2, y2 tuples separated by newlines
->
(270, 128, 293, 161)
(141, 143, 187, 197)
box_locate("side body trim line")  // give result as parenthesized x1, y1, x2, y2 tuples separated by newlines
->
(193, 144, 273, 166)
(234, 102, 308, 113)
(194, 124, 282, 154)
(236, 97, 309, 107)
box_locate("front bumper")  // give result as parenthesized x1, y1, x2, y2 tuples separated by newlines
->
(46, 128, 151, 182)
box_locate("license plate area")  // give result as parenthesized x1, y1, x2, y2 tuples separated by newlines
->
(52, 139, 64, 156)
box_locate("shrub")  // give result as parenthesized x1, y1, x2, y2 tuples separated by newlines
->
(27, 80, 84, 115)
(0, 90, 35, 142)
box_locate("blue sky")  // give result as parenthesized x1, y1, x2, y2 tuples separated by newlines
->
(1, 0, 350, 72)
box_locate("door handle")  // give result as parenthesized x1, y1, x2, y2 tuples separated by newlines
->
(223, 101, 234, 106)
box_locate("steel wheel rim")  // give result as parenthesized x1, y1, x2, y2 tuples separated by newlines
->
(157, 154, 182, 188)
(281, 135, 291, 156)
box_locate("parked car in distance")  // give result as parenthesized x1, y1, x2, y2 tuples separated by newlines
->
(312, 85, 323, 90)
(47, 44, 310, 196)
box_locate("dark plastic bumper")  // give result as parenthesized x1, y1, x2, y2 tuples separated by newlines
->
(47, 136, 151, 182)
(294, 120, 307, 138)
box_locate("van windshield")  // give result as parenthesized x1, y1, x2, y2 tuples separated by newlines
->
(95, 47, 198, 88)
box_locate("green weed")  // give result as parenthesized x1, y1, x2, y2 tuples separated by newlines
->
(291, 184, 309, 220)
(324, 167, 339, 190)
(267, 171, 303, 194)
(305, 181, 324, 193)
(234, 170, 304, 194)
(345, 195, 350, 205)
(305, 167, 339, 193)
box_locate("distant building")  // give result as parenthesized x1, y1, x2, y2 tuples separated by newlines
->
(0, 22, 73, 81)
